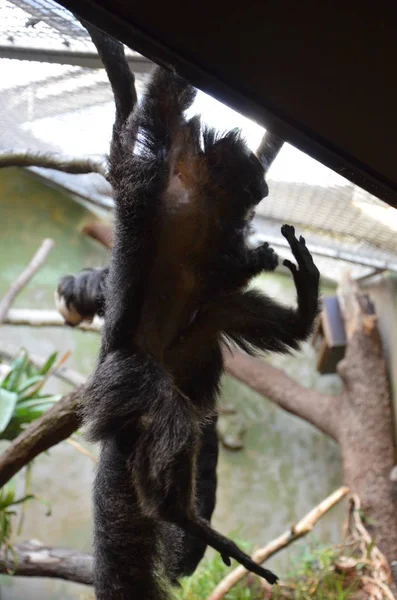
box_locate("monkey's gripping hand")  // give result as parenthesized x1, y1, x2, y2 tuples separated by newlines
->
(55, 267, 108, 326)
(281, 224, 320, 330)
(248, 241, 278, 272)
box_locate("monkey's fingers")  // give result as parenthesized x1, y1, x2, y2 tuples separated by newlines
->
(281, 225, 305, 268)
(281, 225, 317, 274)
(283, 259, 297, 274)
(221, 554, 231, 566)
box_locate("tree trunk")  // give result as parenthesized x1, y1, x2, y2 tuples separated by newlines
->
(337, 321, 397, 562)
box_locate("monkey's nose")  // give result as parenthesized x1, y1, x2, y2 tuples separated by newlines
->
(260, 178, 269, 200)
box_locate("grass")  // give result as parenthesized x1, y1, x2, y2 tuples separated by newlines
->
(281, 543, 360, 599)
(175, 537, 263, 600)
(173, 539, 361, 599)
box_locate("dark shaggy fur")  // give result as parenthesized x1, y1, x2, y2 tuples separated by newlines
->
(57, 22, 320, 600)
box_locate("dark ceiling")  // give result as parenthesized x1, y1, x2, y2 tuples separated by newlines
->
(55, 0, 397, 208)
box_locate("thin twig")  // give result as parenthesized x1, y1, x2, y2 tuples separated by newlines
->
(0, 239, 54, 322)
(0, 152, 108, 179)
(208, 486, 350, 600)
(3, 308, 102, 331)
(66, 438, 97, 463)
(345, 493, 393, 598)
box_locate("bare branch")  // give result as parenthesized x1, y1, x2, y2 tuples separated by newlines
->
(0, 239, 54, 323)
(0, 387, 83, 488)
(208, 486, 349, 600)
(0, 540, 93, 585)
(256, 131, 284, 173)
(66, 438, 97, 463)
(82, 221, 114, 249)
(0, 152, 108, 179)
(223, 349, 341, 441)
(4, 308, 102, 332)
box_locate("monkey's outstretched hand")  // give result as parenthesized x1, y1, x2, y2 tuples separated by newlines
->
(281, 224, 319, 287)
(281, 224, 320, 325)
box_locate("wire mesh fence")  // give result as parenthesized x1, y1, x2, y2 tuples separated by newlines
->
(1, 0, 397, 281)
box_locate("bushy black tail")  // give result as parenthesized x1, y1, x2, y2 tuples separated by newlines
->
(94, 439, 174, 600)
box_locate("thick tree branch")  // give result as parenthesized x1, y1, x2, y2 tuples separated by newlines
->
(0, 239, 54, 322)
(82, 221, 114, 249)
(0, 540, 93, 585)
(0, 152, 107, 179)
(0, 387, 83, 488)
(223, 349, 341, 441)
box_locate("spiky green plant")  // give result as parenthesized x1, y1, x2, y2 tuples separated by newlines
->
(0, 349, 61, 441)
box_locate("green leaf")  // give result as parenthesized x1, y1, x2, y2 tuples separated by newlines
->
(0, 389, 18, 433)
(4, 352, 29, 391)
(16, 397, 58, 409)
(1, 370, 13, 389)
(0, 483, 16, 509)
(7, 494, 35, 508)
(13, 402, 55, 421)
(17, 375, 44, 395)
(39, 352, 58, 376)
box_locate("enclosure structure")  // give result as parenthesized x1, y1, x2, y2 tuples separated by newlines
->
(1, 2, 397, 599)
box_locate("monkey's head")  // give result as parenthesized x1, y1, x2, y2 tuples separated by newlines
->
(203, 128, 268, 225)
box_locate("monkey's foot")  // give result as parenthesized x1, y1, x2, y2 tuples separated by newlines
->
(55, 276, 89, 327)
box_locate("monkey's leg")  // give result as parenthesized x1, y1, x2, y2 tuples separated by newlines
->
(56, 267, 108, 326)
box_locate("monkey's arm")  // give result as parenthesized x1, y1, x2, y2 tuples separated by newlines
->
(221, 225, 320, 354)
(211, 240, 279, 294)
(171, 225, 319, 359)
